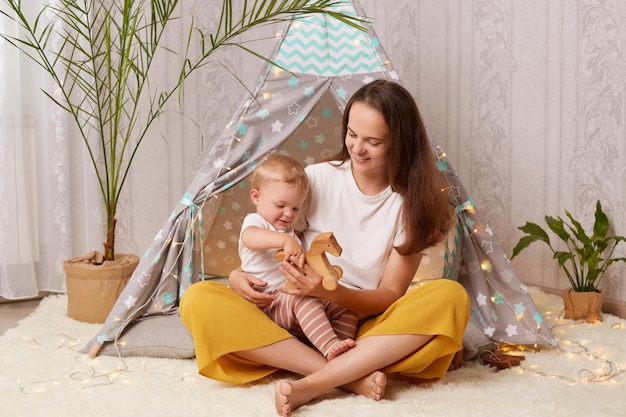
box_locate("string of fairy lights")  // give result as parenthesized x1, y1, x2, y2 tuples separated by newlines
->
(15, 330, 200, 394)
(510, 308, 625, 384)
(433, 143, 558, 347)
(11, 4, 623, 394)
(11, 292, 624, 395)
(432, 144, 624, 384)
(16, 88, 624, 397)
(517, 334, 624, 384)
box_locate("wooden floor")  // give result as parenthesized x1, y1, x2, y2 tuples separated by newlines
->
(0, 299, 41, 336)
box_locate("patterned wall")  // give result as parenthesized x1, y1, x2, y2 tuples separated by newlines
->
(113, 0, 626, 304)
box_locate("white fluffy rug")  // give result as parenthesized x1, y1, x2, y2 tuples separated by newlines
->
(1, 287, 625, 417)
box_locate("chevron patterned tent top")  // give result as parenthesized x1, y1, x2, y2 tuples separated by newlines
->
(272, 0, 385, 76)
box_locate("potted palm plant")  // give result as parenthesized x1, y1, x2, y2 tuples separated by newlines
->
(0, 0, 362, 322)
(511, 200, 626, 322)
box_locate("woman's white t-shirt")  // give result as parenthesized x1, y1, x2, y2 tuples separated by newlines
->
(297, 160, 405, 290)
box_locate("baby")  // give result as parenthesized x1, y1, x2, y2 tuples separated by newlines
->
(238, 153, 357, 359)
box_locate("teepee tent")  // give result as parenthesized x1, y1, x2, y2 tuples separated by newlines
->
(84, 0, 556, 358)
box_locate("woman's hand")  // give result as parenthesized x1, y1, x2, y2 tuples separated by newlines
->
(228, 268, 275, 309)
(278, 259, 325, 297)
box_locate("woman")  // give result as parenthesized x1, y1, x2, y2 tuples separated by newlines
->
(180, 79, 470, 416)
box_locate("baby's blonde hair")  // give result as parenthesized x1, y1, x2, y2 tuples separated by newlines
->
(250, 153, 309, 193)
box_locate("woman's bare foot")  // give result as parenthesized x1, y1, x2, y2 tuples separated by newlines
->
(274, 379, 316, 417)
(341, 370, 387, 400)
(275, 380, 293, 417)
(274, 370, 386, 415)
(326, 339, 356, 361)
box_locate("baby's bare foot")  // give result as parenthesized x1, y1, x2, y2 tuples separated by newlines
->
(326, 339, 356, 360)
(342, 370, 387, 400)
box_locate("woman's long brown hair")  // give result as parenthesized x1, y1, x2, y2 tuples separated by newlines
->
(329, 79, 452, 255)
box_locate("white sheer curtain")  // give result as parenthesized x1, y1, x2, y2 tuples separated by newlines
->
(0, 5, 97, 300)
(0, 2, 213, 301)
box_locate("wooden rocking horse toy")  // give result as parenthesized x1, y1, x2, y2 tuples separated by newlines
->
(274, 231, 343, 291)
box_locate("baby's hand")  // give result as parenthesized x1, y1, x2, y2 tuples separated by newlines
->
(282, 237, 305, 268)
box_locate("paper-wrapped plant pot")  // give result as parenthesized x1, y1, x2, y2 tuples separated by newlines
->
(562, 288, 604, 323)
(64, 252, 139, 323)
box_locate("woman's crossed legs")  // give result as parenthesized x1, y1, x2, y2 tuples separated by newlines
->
(233, 333, 433, 416)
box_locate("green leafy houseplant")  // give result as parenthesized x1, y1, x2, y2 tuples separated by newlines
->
(512, 201, 626, 322)
(0, 0, 362, 261)
(511, 201, 626, 293)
